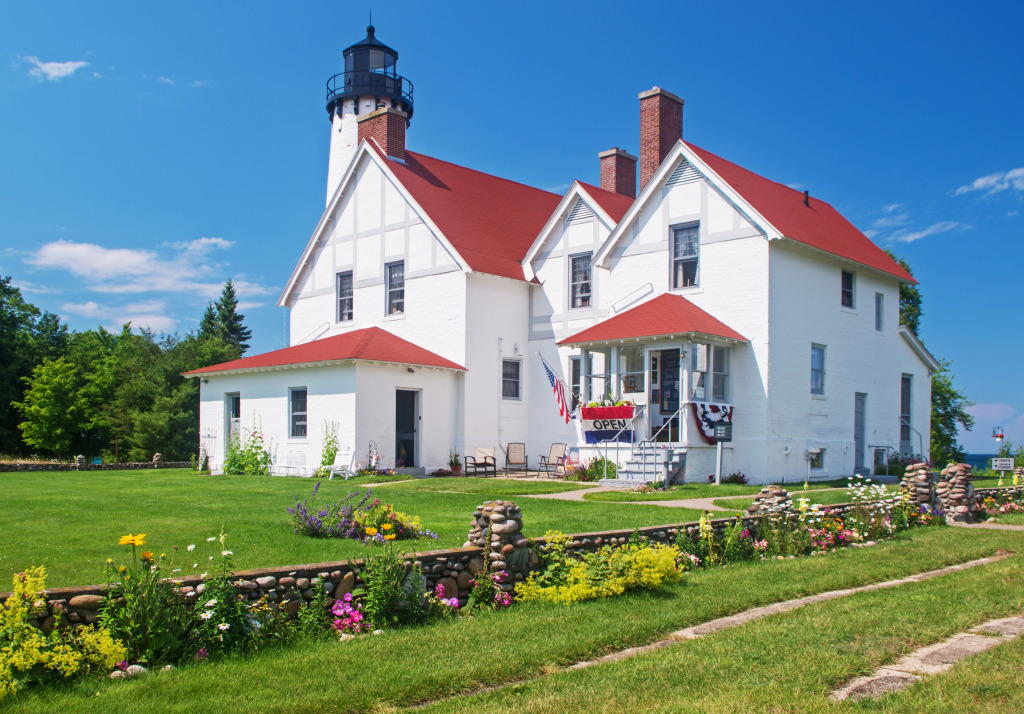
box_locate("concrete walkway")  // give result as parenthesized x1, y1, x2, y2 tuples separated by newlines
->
(516, 485, 851, 512)
(953, 521, 1024, 532)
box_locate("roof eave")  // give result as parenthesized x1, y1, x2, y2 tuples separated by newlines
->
(183, 356, 466, 379)
(899, 325, 940, 372)
(559, 330, 748, 348)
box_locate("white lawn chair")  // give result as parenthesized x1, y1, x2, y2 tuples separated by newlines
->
(328, 447, 356, 480)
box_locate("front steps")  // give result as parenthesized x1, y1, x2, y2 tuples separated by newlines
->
(599, 442, 686, 488)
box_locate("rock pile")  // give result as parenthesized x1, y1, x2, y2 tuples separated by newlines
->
(1015, 467, 1024, 485)
(464, 500, 532, 583)
(936, 463, 981, 523)
(899, 462, 936, 509)
(745, 486, 792, 516)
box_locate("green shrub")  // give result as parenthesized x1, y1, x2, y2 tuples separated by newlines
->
(223, 420, 272, 475)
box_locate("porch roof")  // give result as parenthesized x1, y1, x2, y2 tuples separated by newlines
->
(183, 327, 466, 377)
(557, 294, 748, 346)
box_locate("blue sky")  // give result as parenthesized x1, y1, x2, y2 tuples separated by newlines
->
(1, 1, 1021, 452)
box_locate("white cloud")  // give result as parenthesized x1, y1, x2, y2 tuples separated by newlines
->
(953, 168, 1024, 197)
(59, 299, 178, 333)
(11, 279, 60, 295)
(236, 301, 266, 311)
(889, 221, 963, 244)
(786, 182, 806, 191)
(1008, 210, 1020, 217)
(883, 203, 904, 213)
(28, 240, 159, 280)
(189, 80, 208, 88)
(157, 76, 174, 85)
(23, 56, 89, 81)
(162, 236, 235, 254)
(967, 402, 1017, 423)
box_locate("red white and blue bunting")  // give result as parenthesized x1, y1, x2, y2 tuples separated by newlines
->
(691, 402, 734, 445)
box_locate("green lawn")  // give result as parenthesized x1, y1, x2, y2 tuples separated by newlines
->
(0, 471, 699, 588)
(584, 478, 868, 503)
(6, 526, 1020, 713)
(993, 513, 1024, 526)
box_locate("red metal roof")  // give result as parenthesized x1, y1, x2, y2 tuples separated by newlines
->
(184, 327, 465, 376)
(558, 293, 748, 345)
(686, 143, 916, 283)
(371, 144, 562, 281)
(577, 181, 634, 223)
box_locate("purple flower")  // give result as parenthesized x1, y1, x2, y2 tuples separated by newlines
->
(195, 649, 208, 662)
(116, 659, 129, 671)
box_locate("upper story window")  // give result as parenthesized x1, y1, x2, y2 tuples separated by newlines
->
(841, 270, 855, 308)
(811, 344, 826, 395)
(502, 359, 521, 400)
(671, 224, 699, 289)
(336, 271, 353, 322)
(569, 253, 592, 309)
(874, 292, 884, 331)
(289, 388, 307, 438)
(386, 261, 404, 315)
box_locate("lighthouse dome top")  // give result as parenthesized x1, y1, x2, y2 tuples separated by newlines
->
(327, 25, 413, 120)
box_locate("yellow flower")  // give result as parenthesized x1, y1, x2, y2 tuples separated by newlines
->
(384, 534, 396, 541)
(118, 533, 146, 547)
(140, 551, 154, 562)
(118, 566, 127, 575)
(381, 524, 392, 531)
(365, 527, 378, 536)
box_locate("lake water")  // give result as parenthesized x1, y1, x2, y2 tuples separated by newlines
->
(964, 454, 997, 471)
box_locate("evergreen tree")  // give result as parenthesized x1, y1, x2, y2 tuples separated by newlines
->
(213, 280, 251, 355)
(198, 302, 218, 339)
(884, 249, 922, 334)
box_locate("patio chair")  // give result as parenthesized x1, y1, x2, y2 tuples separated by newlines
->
(464, 447, 497, 477)
(328, 446, 356, 480)
(538, 443, 567, 478)
(505, 442, 528, 476)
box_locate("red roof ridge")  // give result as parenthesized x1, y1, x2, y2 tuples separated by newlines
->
(400, 150, 562, 199)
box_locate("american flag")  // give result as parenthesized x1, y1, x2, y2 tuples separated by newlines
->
(540, 357, 572, 424)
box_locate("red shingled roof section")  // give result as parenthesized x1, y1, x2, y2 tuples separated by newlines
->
(558, 293, 747, 345)
(577, 181, 634, 222)
(184, 327, 465, 375)
(373, 144, 562, 281)
(686, 143, 916, 284)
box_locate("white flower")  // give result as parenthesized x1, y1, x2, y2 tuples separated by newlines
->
(206, 537, 216, 542)
(339, 633, 354, 641)
(372, 629, 384, 636)
(200, 611, 213, 620)
(218, 623, 230, 631)
(201, 572, 208, 579)
(187, 544, 196, 552)
(204, 599, 217, 607)
(209, 556, 214, 560)
(221, 550, 233, 557)
(192, 563, 198, 568)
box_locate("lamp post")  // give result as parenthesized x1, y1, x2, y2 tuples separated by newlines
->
(994, 427, 1006, 486)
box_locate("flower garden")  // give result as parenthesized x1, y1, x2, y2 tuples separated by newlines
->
(2, 468, 1024, 710)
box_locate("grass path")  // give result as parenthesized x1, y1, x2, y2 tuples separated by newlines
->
(6, 527, 1020, 713)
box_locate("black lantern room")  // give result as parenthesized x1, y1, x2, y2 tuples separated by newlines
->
(326, 25, 414, 122)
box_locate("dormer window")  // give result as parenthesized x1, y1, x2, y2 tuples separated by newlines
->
(570, 253, 592, 309)
(671, 224, 699, 289)
(841, 270, 855, 308)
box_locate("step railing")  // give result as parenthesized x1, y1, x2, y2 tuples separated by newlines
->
(599, 404, 647, 481)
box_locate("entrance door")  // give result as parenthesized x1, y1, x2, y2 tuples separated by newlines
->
(395, 390, 417, 468)
(854, 393, 867, 473)
(227, 393, 240, 441)
(653, 349, 681, 442)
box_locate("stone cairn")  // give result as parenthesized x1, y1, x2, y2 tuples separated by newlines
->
(464, 500, 532, 591)
(1015, 467, 1024, 485)
(899, 462, 936, 510)
(936, 463, 981, 523)
(745, 485, 792, 516)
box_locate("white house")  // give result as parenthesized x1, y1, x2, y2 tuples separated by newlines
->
(185, 26, 937, 483)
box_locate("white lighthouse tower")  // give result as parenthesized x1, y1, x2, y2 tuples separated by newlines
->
(324, 25, 414, 205)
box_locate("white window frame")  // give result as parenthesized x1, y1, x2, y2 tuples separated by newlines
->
(671, 223, 700, 289)
(385, 261, 404, 315)
(502, 359, 521, 400)
(809, 449, 825, 470)
(811, 344, 826, 396)
(336, 271, 353, 322)
(841, 270, 855, 309)
(874, 292, 884, 331)
(569, 252, 593, 309)
(289, 387, 307, 439)
(712, 346, 729, 402)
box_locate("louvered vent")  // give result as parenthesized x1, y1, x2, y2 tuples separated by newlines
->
(565, 198, 596, 223)
(666, 160, 701, 186)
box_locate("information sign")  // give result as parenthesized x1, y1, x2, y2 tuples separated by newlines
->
(992, 457, 1014, 471)
(714, 422, 733, 443)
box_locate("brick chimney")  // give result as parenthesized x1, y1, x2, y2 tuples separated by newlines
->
(599, 148, 637, 198)
(357, 107, 407, 161)
(639, 87, 684, 191)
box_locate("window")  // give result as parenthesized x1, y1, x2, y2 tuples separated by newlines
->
(569, 356, 581, 411)
(811, 344, 826, 395)
(569, 253, 592, 309)
(841, 270, 855, 308)
(618, 346, 645, 394)
(900, 374, 912, 452)
(502, 359, 521, 400)
(809, 449, 825, 470)
(385, 261, 404, 315)
(874, 292, 884, 331)
(712, 346, 729, 401)
(289, 388, 307, 438)
(336, 271, 353, 322)
(671, 224, 699, 289)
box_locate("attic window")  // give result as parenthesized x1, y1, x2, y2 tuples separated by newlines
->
(666, 160, 701, 186)
(565, 198, 595, 223)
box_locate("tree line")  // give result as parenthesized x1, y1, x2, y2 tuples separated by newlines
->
(1, 277, 252, 462)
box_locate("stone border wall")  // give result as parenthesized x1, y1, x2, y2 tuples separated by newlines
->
(0, 462, 192, 473)
(7, 486, 1022, 630)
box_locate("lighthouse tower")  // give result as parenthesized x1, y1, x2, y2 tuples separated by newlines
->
(324, 25, 414, 205)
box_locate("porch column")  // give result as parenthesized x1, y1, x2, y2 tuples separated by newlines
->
(643, 345, 652, 440)
(581, 348, 591, 403)
(681, 342, 690, 445)
(610, 345, 620, 400)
